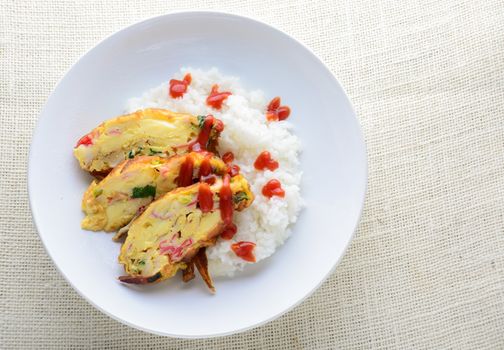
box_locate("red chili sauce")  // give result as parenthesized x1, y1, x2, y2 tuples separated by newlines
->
(266, 97, 290, 121)
(227, 164, 240, 177)
(76, 133, 93, 147)
(219, 174, 233, 226)
(206, 84, 232, 109)
(222, 151, 234, 164)
(231, 241, 256, 262)
(189, 115, 219, 152)
(254, 151, 279, 171)
(262, 179, 285, 198)
(220, 223, 237, 240)
(169, 73, 192, 98)
(198, 155, 212, 179)
(197, 182, 214, 213)
(177, 156, 194, 187)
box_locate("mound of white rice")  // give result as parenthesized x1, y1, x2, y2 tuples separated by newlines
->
(125, 68, 302, 276)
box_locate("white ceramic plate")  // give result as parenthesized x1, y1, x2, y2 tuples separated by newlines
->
(28, 12, 366, 338)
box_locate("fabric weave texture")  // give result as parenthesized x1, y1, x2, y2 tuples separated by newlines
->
(1, 1, 504, 349)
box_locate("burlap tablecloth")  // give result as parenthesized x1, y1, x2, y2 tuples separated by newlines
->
(2, 1, 504, 348)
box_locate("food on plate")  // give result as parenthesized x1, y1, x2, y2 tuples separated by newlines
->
(125, 68, 303, 277)
(80, 152, 228, 234)
(74, 67, 302, 292)
(73, 108, 223, 175)
(118, 175, 254, 289)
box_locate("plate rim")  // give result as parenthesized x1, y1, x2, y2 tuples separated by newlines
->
(27, 10, 368, 338)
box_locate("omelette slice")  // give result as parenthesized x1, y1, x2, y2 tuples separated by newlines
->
(81, 152, 227, 233)
(118, 175, 254, 287)
(73, 108, 223, 175)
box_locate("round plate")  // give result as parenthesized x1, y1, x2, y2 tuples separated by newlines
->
(28, 11, 367, 338)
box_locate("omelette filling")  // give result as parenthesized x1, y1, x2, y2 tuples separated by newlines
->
(118, 175, 254, 287)
(80, 152, 228, 233)
(73, 109, 222, 174)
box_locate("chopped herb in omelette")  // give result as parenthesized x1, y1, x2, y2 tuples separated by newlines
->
(149, 148, 163, 155)
(132, 185, 156, 198)
(233, 191, 249, 204)
(197, 115, 206, 129)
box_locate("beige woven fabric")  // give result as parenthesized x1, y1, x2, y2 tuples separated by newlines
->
(2, 0, 504, 348)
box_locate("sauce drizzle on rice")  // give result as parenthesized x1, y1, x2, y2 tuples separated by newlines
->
(266, 97, 291, 121)
(254, 151, 279, 171)
(206, 84, 232, 109)
(169, 73, 192, 98)
(262, 179, 285, 198)
(231, 241, 256, 262)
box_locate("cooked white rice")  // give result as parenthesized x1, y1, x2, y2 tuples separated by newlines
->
(125, 68, 302, 276)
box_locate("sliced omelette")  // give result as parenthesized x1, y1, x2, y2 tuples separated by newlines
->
(81, 152, 228, 233)
(118, 175, 254, 287)
(74, 108, 223, 175)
